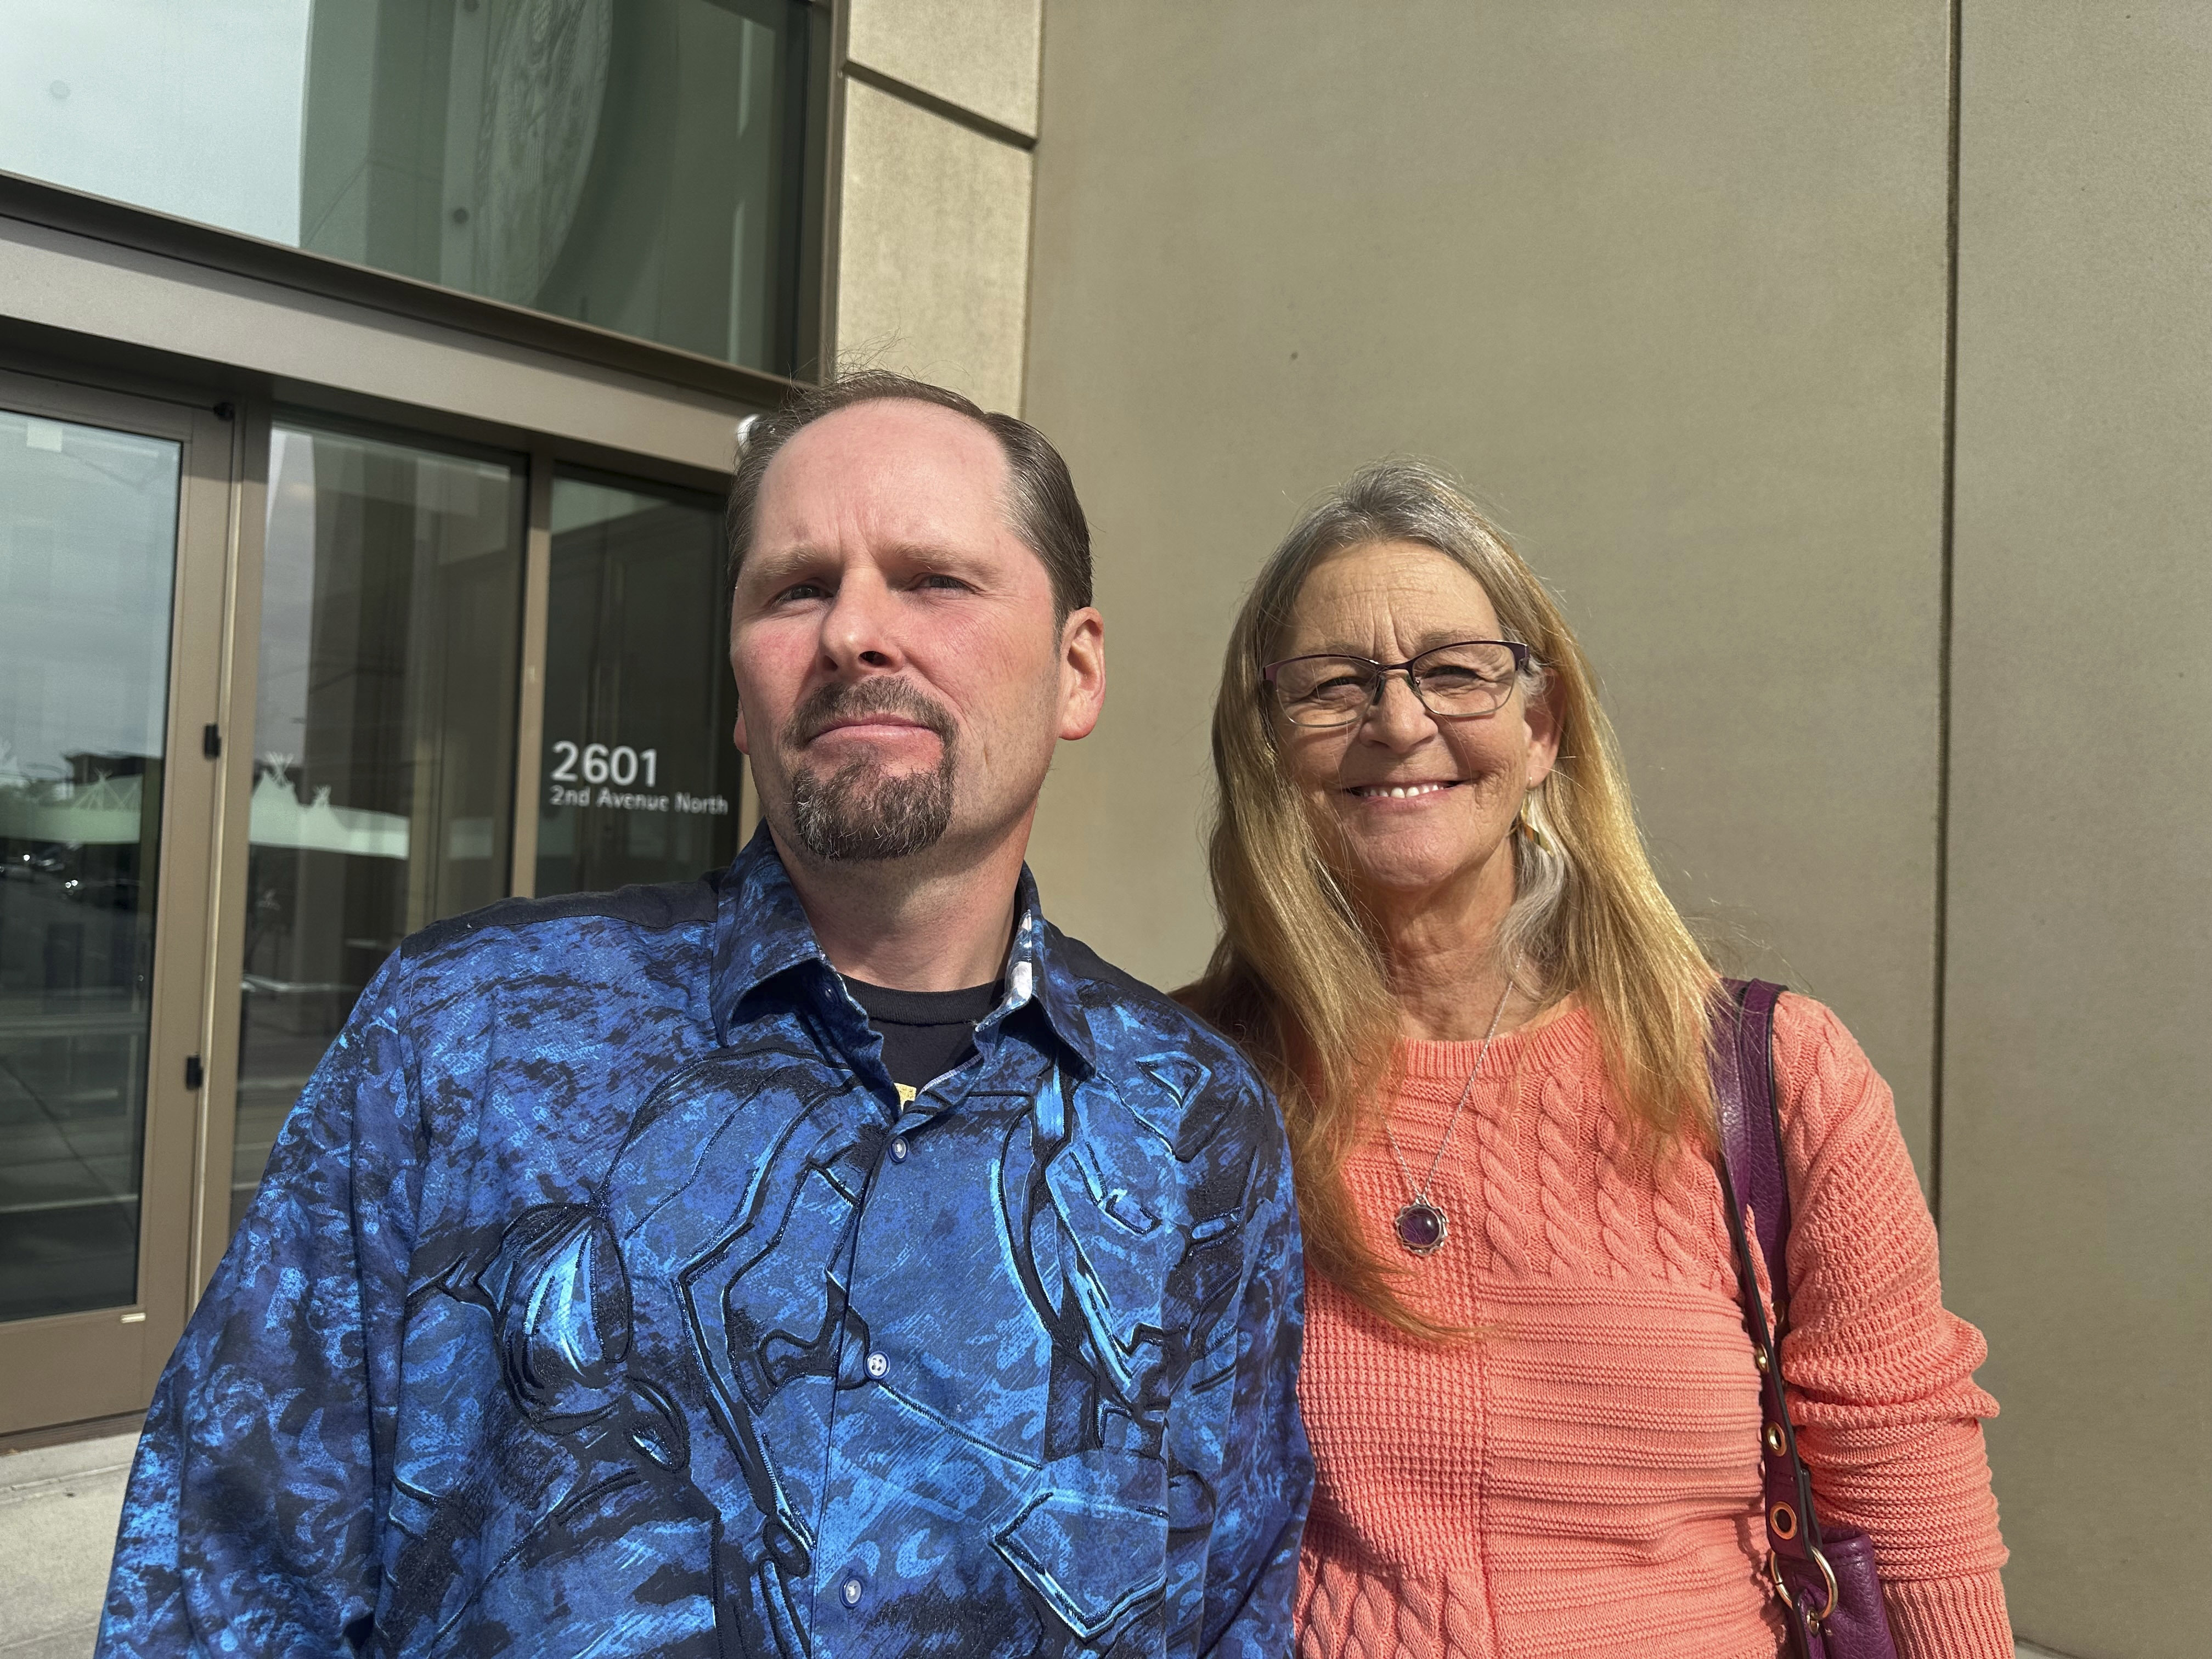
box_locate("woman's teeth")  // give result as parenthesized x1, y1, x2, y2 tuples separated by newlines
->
(1355, 781, 1454, 799)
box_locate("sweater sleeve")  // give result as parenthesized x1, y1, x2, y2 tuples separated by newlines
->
(1768, 994, 2012, 1659)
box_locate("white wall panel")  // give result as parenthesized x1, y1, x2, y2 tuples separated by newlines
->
(847, 0, 1041, 137)
(836, 79, 1033, 415)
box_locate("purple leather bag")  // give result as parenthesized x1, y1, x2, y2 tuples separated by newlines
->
(1710, 980, 1900, 1659)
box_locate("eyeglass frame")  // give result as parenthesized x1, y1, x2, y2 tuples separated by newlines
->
(1261, 639, 1535, 729)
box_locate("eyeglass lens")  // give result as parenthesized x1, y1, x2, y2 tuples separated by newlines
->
(1273, 641, 1521, 726)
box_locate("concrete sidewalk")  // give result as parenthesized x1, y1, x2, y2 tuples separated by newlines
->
(0, 1430, 2078, 1658)
(0, 1432, 135, 1659)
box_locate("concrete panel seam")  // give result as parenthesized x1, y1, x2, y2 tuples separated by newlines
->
(843, 61, 1037, 152)
(844, 0, 1040, 137)
(836, 80, 1033, 413)
(1930, 0, 1965, 1233)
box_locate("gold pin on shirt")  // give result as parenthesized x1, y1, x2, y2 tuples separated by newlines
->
(895, 1083, 918, 1107)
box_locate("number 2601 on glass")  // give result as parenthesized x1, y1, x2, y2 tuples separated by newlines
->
(549, 741, 657, 788)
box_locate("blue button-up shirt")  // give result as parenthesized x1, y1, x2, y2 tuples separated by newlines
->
(100, 832, 1312, 1658)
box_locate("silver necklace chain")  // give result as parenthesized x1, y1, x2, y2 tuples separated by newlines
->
(1384, 977, 1515, 1206)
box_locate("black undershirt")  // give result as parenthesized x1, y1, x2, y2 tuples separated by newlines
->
(843, 976, 1000, 1096)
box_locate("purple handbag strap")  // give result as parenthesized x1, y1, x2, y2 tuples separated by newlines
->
(1709, 980, 1832, 1606)
(1714, 978, 1796, 1316)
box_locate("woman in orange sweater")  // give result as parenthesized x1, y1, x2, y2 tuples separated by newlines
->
(1182, 461, 2011, 1657)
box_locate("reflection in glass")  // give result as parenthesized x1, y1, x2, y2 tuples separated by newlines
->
(229, 424, 523, 1231)
(537, 472, 742, 897)
(0, 408, 179, 1322)
(0, 0, 827, 376)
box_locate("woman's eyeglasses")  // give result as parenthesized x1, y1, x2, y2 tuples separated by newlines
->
(1263, 640, 1532, 728)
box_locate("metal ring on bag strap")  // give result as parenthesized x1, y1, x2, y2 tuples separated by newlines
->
(1766, 1542, 1840, 1626)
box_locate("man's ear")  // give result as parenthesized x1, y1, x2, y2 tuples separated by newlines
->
(1057, 606, 1106, 742)
(728, 597, 751, 755)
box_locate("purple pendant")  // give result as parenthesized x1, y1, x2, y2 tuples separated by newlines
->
(1395, 1200, 1449, 1255)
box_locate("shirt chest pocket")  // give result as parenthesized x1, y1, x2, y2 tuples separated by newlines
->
(993, 1448, 1170, 1645)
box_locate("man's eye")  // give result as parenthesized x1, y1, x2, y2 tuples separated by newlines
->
(912, 573, 970, 592)
(772, 581, 830, 604)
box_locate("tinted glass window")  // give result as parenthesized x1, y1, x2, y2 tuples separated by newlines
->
(0, 0, 827, 376)
(535, 472, 743, 898)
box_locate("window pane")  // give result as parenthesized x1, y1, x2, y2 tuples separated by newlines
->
(536, 471, 742, 898)
(0, 0, 826, 375)
(0, 409, 179, 1321)
(229, 423, 523, 1232)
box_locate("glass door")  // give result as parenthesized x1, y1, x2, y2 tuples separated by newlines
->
(220, 420, 525, 1236)
(0, 382, 743, 1444)
(0, 374, 229, 1437)
(531, 469, 744, 896)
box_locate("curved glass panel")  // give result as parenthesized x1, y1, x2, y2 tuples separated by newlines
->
(0, 0, 827, 375)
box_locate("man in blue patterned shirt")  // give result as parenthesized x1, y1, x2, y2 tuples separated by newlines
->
(99, 373, 1312, 1657)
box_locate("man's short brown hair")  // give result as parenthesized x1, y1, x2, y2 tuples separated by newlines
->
(726, 369, 1093, 619)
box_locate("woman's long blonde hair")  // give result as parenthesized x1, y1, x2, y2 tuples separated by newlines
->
(1180, 460, 1719, 1340)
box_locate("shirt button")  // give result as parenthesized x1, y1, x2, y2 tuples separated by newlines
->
(865, 1351, 889, 1380)
(889, 1136, 908, 1163)
(840, 1577, 862, 1607)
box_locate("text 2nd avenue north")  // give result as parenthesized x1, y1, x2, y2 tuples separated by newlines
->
(546, 783, 730, 814)
(546, 740, 729, 815)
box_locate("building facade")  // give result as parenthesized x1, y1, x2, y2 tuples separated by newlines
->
(2, 0, 1039, 1437)
(1014, 9, 2208, 1657)
(1, 3, 2204, 1656)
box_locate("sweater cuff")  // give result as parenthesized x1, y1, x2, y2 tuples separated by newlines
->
(1881, 1572, 2013, 1659)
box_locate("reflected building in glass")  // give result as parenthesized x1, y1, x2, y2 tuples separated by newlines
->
(536, 475, 743, 897)
(0, 0, 826, 378)
(294, 0, 825, 375)
(0, 411, 179, 1324)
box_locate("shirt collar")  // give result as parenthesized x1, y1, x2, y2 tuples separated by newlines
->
(711, 825, 1101, 1075)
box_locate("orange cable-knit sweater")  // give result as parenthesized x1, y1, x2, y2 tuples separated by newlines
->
(1294, 994, 2011, 1658)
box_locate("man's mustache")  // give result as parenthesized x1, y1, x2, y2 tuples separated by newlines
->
(786, 678, 956, 748)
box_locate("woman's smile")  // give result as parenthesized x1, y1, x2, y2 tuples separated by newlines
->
(1344, 778, 1465, 802)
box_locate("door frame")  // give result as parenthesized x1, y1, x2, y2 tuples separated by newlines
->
(0, 356, 758, 1444)
(0, 368, 238, 1437)
(189, 398, 267, 1297)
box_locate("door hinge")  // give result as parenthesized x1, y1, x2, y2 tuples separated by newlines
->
(184, 1055, 205, 1091)
(202, 723, 221, 759)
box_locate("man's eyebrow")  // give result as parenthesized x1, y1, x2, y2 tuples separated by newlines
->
(876, 538, 993, 566)
(744, 539, 827, 569)
(738, 540, 1003, 597)
(735, 546, 826, 590)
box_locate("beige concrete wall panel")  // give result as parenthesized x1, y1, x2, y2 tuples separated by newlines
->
(0, 218, 749, 473)
(837, 81, 1033, 415)
(1944, 3, 2212, 1650)
(847, 0, 1041, 136)
(1024, 1, 1951, 1175)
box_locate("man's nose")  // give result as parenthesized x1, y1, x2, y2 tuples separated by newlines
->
(819, 572, 902, 671)
(1361, 672, 1438, 749)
